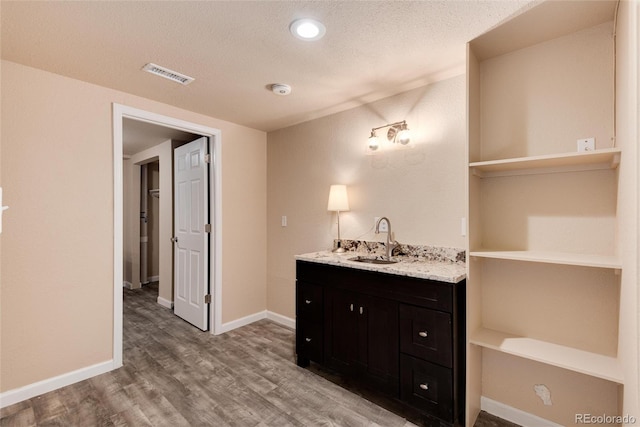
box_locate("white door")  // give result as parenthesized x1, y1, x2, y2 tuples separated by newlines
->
(173, 137, 209, 330)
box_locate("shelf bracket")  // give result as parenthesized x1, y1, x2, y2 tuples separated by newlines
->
(611, 153, 621, 169)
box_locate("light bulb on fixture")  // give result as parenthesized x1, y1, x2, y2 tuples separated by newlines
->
(397, 123, 410, 145)
(368, 130, 379, 151)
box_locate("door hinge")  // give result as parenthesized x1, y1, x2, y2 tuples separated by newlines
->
(204, 154, 211, 164)
(205, 294, 212, 304)
(204, 224, 211, 233)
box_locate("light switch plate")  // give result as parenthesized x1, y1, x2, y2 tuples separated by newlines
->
(577, 137, 595, 152)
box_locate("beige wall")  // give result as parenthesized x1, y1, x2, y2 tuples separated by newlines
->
(478, 21, 614, 160)
(267, 76, 466, 319)
(0, 60, 267, 392)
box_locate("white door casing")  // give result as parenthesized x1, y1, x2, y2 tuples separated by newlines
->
(173, 137, 209, 330)
(114, 103, 223, 371)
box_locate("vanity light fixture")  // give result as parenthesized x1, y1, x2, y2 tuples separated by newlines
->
(289, 18, 326, 41)
(367, 120, 411, 151)
(327, 184, 349, 253)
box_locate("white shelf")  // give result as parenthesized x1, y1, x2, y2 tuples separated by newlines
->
(470, 328, 623, 384)
(470, 250, 621, 270)
(469, 148, 621, 178)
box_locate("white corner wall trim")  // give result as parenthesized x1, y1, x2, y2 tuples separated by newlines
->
(481, 396, 563, 427)
(218, 310, 295, 334)
(157, 296, 174, 309)
(0, 360, 116, 409)
(267, 311, 295, 329)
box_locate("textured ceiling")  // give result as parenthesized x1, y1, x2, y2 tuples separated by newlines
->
(2, 0, 538, 132)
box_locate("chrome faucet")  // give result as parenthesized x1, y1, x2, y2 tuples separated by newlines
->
(375, 217, 398, 259)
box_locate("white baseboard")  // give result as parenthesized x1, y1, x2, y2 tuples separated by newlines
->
(267, 311, 295, 329)
(481, 396, 563, 427)
(148, 275, 159, 283)
(219, 310, 267, 333)
(218, 310, 296, 334)
(157, 296, 173, 309)
(123, 281, 133, 289)
(0, 360, 116, 409)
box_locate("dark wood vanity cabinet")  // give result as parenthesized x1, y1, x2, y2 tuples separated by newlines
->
(296, 260, 465, 427)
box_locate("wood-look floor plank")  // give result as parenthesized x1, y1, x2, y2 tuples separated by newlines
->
(0, 283, 514, 427)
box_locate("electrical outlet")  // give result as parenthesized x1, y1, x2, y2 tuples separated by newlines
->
(577, 137, 595, 152)
(281, 216, 287, 227)
(375, 217, 388, 232)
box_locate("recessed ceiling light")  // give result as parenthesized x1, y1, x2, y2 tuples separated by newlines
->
(289, 18, 326, 41)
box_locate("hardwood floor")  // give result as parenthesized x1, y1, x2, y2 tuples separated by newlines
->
(1, 283, 517, 427)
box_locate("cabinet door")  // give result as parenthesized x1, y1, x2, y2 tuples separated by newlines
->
(325, 287, 358, 371)
(359, 294, 399, 391)
(325, 288, 399, 392)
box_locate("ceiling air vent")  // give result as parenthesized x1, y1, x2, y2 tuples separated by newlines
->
(142, 63, 195, 86)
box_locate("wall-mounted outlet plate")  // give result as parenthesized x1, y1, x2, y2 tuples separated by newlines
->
(577, 137, 595, 152)
(375, 217, 389, 232)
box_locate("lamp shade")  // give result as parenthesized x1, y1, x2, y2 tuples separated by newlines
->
(327, 185, 349, 212)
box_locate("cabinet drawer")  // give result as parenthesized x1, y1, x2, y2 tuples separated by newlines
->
(400, 354, 453, 422)
(297, 282, 323, 320)
(400, 304, 452, 368)
(296, 320, 323, 362)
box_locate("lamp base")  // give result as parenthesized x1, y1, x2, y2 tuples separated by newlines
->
(332, 247, 346, 253)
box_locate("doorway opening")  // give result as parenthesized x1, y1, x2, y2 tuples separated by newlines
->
(113, 104, 223, 368)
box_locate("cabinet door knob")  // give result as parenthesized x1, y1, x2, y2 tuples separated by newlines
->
(359, 306, 364, 315)
(418, 331, 428, 338)
(419, 383, 429, 391)
(350, 304, 354, 312)
(305, 338, 312, 342)
(305, 299, 312, 304)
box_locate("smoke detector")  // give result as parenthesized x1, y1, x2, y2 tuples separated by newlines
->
(271, 84, 292, 96)
(142, 63, 195, 86)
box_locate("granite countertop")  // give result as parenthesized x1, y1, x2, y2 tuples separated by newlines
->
(295, 250, 466, 284)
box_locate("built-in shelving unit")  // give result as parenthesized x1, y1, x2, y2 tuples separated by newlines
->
(466, 2, 621, 425)
(469, 328, 623, 384)
(469, 148, 621, 177)
(469, 250, 621, 270)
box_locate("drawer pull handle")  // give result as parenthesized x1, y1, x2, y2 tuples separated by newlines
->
(350, 304, 354, 312)
(418, 331, 428, 338)
(305, 299, 312, 304)
(305, 338, 312, 342)
(419, 383, 429, 391)
(359, 307, 363, 315)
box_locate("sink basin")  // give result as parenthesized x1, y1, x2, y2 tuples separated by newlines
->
(349, 256, 398, 265)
